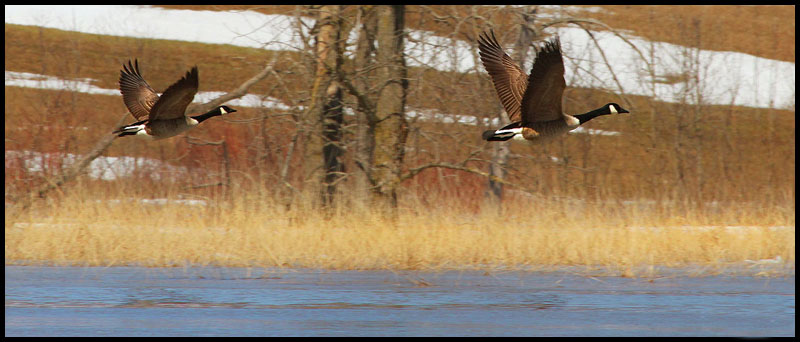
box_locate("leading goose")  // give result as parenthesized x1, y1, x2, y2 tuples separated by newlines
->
(478, 31, 629, 143)
(114, 59, 236, 140)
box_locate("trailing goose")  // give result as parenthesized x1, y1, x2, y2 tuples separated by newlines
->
(478, 31, 629, 143)
(113, 59, 236, 140)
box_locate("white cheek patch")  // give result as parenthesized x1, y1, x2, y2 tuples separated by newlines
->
(220, 107, 227, 114)
(188, 118, 200, 125)
(609, 105, 618, 114)
(566, 115, 580, 126)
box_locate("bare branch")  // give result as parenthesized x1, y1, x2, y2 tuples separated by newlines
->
(187, 55, 278, 114)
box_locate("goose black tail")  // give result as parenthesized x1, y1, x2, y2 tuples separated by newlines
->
(115, 130, 138, 137)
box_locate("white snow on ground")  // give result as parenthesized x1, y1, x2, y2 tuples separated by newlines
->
(554, 28, 795, 110)
(5, 150, 188, 181)
(3, 5, 313, 52)
(5, 71, 120, 96)
(5, 5, 794, 110)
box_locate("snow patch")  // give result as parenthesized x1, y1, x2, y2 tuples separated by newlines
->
(4, 5, 793, 110)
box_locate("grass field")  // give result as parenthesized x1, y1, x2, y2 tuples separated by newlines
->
(5, 182, 794, 275)
(4, 5, 795, 275)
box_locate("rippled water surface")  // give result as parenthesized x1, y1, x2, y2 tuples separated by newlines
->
(4, 266, 795, 336)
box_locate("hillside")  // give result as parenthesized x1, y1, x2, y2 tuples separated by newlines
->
(5, 5, 795, 201)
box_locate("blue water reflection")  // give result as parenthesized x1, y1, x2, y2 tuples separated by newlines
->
(4, 266, 795, 336)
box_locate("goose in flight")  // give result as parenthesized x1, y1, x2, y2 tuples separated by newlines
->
(478, 31, 629, 143)
(114, 59, 236, 140)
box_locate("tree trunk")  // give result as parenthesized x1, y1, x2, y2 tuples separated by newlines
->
(371, 5, 408, 209)
(309, 5, 347, 207)
(353, 5, 378, 197)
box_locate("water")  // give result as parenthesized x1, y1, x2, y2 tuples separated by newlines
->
(4, 266, 795, 336)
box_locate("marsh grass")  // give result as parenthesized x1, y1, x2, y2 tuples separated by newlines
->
(5, 184, 794, 276)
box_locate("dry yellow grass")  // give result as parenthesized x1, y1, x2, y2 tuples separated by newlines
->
(5, 185, 794, 276)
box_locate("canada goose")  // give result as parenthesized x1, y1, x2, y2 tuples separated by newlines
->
(113, 59, 237, 139)
(478, 31, 629, 143)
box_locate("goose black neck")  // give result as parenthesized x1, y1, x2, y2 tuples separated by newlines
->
(573, 106, 610, 125)
(190, 108, 221, 123)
